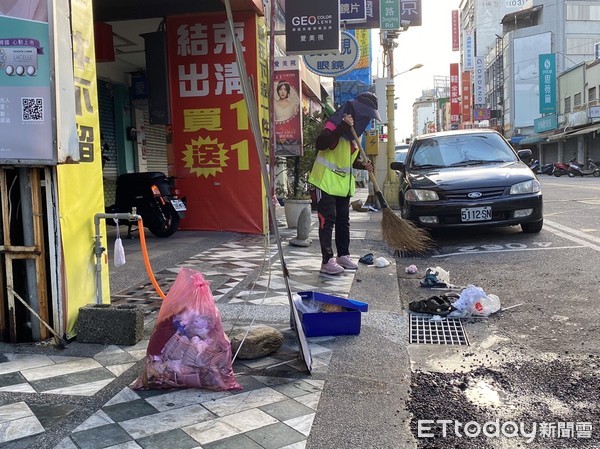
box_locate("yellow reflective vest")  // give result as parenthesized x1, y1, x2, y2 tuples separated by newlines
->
(309, 138, 359, 197)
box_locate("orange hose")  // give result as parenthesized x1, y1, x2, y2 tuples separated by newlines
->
(137, 218, 167, 300)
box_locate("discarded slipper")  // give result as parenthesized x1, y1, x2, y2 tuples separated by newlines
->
(374, 257, 391, 268)
(359, 253, 374, 265)
(409, 296, 455, 316)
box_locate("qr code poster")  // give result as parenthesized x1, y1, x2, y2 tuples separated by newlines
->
(0, 14, 55, 163)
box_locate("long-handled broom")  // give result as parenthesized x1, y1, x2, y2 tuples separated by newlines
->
(351, 127, 433, 254)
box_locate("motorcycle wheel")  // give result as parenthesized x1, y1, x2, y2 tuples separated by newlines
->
(553, 170, 564, 177)
(147, 203, 180, 238)
(594, 170, 600, 178)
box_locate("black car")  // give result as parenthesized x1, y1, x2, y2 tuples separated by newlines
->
(389, 129, 543, 233)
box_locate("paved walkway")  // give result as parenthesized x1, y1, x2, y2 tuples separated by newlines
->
(0, 189, 404, 449)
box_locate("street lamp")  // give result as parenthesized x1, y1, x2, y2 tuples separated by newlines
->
(382, 53, 423, 208)
(393, 63, 423, 79)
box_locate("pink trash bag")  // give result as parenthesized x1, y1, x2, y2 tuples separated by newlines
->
(132, 267, 242, 391)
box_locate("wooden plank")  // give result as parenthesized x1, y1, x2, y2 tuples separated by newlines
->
(30, 168, 49, 340)
(0, 246, 40, 254)
(5, 255, 16, 343)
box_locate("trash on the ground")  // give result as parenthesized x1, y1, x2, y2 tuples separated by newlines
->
(420, 266, 452, 288)
(374, 256, 391, 267)
(409, 294, 457, 316)
(351, 199, 370, 212)
(451, 285, 501, 317)
(295, 291, 368, 337)
(405, 264, 418, 274)
(500, 303, 523, 312)
(359, 253, 374, 265)
(132, 267, 242, 391)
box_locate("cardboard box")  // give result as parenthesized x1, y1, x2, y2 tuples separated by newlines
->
(296, 291, 368, 337)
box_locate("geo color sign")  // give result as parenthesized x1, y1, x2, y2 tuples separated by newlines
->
(285, 0, 339, 54)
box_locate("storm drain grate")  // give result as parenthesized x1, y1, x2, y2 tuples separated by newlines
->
(409, 315, 470, 345)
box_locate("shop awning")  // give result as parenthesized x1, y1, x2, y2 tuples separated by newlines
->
(510, 136, 526, 144)
(519, 134, 548, 145)
(546, 131, 569, 142)
(567, 124, 600, 137)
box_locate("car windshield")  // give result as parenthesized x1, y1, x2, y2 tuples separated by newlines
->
(410, 134, 518, 169)
(395, 149, 408, 163)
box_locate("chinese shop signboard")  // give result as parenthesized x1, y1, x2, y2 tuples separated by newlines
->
(0, 5, 55, 164)
(167, 13, 267, 234)
(285, 0, 340, 54)
(450, 63, 460, 124)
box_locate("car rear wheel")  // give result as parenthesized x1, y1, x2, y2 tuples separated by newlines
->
(521, 219, 543, 233)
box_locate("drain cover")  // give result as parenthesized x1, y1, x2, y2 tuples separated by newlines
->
(409, 315, 469, 345)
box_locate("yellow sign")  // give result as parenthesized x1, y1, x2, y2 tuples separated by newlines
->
(365, 130, 379, 155)
(56, 0, 107, 337)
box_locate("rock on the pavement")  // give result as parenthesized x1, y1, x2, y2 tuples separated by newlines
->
(228, 325, 284, 359)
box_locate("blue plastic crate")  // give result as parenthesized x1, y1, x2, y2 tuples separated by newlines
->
(296, 291, 368, 337)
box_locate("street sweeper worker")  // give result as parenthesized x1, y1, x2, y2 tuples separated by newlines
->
(309, 92, 381, 275)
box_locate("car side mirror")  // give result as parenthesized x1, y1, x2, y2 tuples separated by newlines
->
(390, 161, 405, 171)
(517, 149, 532, 162)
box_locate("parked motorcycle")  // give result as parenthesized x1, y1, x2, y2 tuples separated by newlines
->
(529, 159, 540, 173)
(552, 158, 574, 177)
(568, 158, 600, 177)
(528, 159, 554, 175)
(106, 172, 187, 238)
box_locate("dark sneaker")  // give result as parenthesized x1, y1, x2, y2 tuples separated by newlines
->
(320, 258, 344, 275)
(337, 255, 358, 270)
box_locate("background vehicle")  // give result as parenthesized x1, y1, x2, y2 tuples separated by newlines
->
(394, 144, 409, 163)
(529, 159, 554, 175)
(567, 158, 600, 177)
(389, 129, 543, 233)
(106, 172, 187, 238)
(552, 159, 573, 177)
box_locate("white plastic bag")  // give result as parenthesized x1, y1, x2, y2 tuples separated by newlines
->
(114, 238, 126, 266)
(113, 219, 126, 267)
(453, 285, 501, 316)
(293, 294, 322, 314)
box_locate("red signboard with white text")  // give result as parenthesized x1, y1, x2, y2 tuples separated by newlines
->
(167, 13, 266, 233)
(450, 63, 460, 124)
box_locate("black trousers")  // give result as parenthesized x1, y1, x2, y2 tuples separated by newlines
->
(316, 189, 351, 264)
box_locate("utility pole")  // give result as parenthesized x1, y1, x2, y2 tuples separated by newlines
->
(382, 30, 399, 209)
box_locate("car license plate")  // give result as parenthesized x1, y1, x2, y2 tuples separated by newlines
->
(461, 206, 491, 222)
(171, 199, 186, 212)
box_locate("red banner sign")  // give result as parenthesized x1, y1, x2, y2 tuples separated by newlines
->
(450, 63, 460, 124)
(167, 12, 266, 233)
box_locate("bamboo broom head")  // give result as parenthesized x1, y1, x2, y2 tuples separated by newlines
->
(381, 208, 433, 254)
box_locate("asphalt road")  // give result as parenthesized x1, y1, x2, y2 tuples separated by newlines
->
(400, 175, 600, 448)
